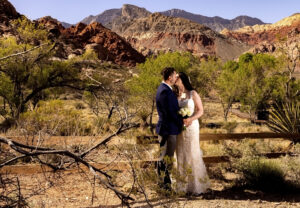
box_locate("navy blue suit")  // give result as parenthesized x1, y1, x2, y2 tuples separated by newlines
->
(155, 82, 183, 190)
(156, 83, 183, 136)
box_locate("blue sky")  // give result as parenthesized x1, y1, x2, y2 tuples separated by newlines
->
(9, 0, 299, 24)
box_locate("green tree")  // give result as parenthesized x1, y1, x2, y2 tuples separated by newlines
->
(237, 53, 286, 119)
(189, 57, 222, 97)
(216, 53, 287, 121)
(276, 43, 300, 102)
(0, 18, 84, 125)
(126, 52, 193, 130)
(216, 60, 240, 121)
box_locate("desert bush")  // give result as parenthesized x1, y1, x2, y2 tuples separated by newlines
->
(222, 121, 238, 133)
(237, 157, 288, 192)
(92, 116, 109, 133)
(279, 143, 300, 183)
(225, 140, 299, 192)
(137, 108, 151, 128)
(18, 100, 93, 136)
(74, 101, 86, 110)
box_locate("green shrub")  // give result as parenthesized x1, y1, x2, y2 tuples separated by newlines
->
(227, 140, 299, 193)
(19, 100, 92, 136)
(223, 121, 238, 133)
(240, 158, 287, 192)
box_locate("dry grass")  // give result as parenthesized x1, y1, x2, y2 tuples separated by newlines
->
(200, 102, 271, 134)
(2, 99, 300, 207)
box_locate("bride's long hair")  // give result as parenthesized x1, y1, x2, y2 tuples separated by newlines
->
(178, 72, 194, 91)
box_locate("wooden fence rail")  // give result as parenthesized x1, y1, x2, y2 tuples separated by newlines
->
(3, 133, 300, 145)
(0, 152, 297, 174)
(137, 133, 300, 143)
(1, 133, 300, 174)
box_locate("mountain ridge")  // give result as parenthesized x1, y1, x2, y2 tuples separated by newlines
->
(117, 12, 251, 60)
(79, 4, 265, 32)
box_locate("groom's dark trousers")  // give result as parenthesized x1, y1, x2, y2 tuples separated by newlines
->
(155, 83, 183, 189)
(157, 135, 177, 187)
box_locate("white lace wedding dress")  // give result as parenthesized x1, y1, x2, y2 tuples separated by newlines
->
(175, 91, 210, 194)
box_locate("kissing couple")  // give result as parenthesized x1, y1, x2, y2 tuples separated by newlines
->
(156, 67, 210, 195)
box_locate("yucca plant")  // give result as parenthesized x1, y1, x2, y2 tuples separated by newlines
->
(267, 100, 300, 145)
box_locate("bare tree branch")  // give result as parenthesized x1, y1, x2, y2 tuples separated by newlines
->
(0, 137, 54, 151)
(0, 136, 135, 205)
(0, 155, 29, 168)
(80, 123, 139, 158)
(0, 43, 49, 62)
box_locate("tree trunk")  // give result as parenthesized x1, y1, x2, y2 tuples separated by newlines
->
(224, 108, 229, 122)
(221, 99, 232, 122)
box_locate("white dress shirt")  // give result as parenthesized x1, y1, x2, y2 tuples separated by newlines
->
(162, 81, 172, 90)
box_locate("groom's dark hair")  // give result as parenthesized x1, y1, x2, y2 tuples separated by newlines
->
(161, 67, 176, 81)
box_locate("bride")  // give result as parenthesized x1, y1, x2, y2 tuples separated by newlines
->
(174, 72, 210, 195)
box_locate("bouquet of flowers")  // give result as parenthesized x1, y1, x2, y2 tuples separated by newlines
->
(179, 107, 192, 118)
(179, 107, 192, 130)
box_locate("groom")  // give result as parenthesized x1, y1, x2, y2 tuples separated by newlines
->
(156, 67, 183, 191)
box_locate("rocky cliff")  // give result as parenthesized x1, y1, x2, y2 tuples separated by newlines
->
(118, 13, 250, 61)
(81, 8, 122, 26)
(221, 13, 300, 57)
(222, 13, 300, 46)
(80, 5, 265, 32)
(160, 9, 265, 32)
(38, 16, 145, 66)
(0, 0, 21, 23)
(0, 0, 21, 35)
(81, 4, 151, 31)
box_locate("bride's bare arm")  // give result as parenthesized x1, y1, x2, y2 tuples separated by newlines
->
(184, 90, 203, 126)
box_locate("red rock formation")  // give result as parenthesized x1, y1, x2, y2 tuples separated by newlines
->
(119, 13, 250, 61)
(126, 32, 216, 58)
(0, 0, 21, 35)
(62, 22, 145, 66)
(221, 16, 300, 65)
(0, 0, 20, 23)
(38, 16, 64, 37)
(37, 17, 145, 66)
(223, 20, 300, 46)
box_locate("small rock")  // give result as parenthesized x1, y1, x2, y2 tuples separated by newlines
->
(68, 54, 77, 59)
(274, 202, 281, 205)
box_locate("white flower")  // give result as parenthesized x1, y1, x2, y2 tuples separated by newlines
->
(180, 93, 186, 99)
(179, 107, 191, 117)
(187, 109, 192, 117)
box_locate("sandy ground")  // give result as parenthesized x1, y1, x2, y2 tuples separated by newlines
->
(2, 169, 300, 208)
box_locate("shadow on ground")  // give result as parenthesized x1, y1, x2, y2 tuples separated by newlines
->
(87, 185, 300, 208)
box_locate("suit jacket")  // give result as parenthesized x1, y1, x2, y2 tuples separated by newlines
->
(156, 83, 183, 136)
